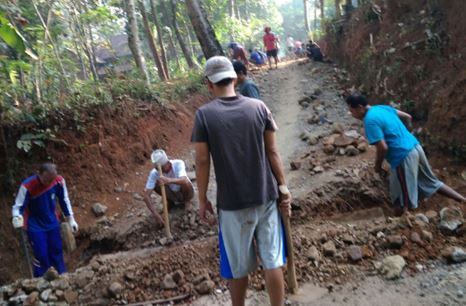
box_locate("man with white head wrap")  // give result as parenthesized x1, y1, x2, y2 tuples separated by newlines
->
(143, 150, 194, 224)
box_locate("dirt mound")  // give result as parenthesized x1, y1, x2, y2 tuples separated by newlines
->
(324, 0, 466, 159)
(0, 94, 208, 285)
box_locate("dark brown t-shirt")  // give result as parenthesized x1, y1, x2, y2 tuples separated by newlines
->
(191, 96, 279, 211)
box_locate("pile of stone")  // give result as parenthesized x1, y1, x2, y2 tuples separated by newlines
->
(298, 88, 322, 108)
(0, 268, 77, 305)
(321, 126, 368, 156)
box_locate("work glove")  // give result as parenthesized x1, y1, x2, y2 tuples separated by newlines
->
(12, 215, 24, 229)
(67, 215, 79, 233)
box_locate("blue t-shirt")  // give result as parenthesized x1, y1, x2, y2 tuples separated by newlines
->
(250, 51, 264, 65)
(364, 105, 419, 168)
(238, 79, 261, 99)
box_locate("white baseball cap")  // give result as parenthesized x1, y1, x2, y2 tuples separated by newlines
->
(204, 56, 237, 83)
(151, 149, 169, 165)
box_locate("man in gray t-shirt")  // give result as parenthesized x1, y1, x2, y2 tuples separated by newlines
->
(191, 56, 291, 306)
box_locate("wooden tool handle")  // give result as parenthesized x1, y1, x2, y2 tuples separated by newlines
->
(283, 213, 298, 294)
(157, 164, 172, 239)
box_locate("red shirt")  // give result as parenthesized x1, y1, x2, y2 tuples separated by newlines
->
(263, 33, 277, 51)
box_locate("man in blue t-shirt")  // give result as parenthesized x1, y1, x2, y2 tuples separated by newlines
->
(249, 48, 265, 66)
(346, 94, 465, 215)
(12, 163, 79, 277)
(233, 60, 261, 99)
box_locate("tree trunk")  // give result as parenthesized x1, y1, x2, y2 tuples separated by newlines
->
(344, 0, 354, 14)
(86, 24, 99, 80)
(228, 0, 235, 18)
(124, 0, 150, 83)
(32, 0, 71, 88)
(150, 0, 170, 79)
(138, 0, 167, 80)
(320, 0, 324, 21)
(335, 0, 342, 17)
(170, 0, 195, 68)
(166, 29, 182, 71)
(303, 0, 310, 33)
(185, 0, 224, 59)
(69, 1, 97, 80)
(314, 0, 318, 30)
(234, 0, 240, 20)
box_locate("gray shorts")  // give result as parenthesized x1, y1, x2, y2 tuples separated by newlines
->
(389, 144, 443, 209)
(218, 200, 286, 279)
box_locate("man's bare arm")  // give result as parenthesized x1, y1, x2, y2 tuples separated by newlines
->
(264, 130, 286, 185)
(397, 110, 413, 131)
(194, 142, 210, 202)
(374, 140, 388, 172)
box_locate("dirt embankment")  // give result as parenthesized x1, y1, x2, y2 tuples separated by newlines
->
(0, 94, 207, 285)
(324, 0, 466, 159)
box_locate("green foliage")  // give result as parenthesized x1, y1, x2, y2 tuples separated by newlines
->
(16, 131, 50, 152)
(0, 13, 37, 59)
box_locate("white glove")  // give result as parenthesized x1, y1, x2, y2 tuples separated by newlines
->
(67, 216, 79, 233)
(12, 216, 24, 229)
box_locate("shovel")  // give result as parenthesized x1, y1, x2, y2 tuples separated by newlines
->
(58, 209, 76, 253)
(18, 228, 34, 278)
(157, 164, 173, 239)
(282, 213, 298, 294)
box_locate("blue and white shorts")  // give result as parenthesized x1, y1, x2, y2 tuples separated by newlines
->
(218, 200, 287, 279)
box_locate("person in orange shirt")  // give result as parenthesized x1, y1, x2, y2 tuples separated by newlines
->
(263, 27, 279, 69)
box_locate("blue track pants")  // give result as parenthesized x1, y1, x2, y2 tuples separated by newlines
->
(27, 227, 66, 277)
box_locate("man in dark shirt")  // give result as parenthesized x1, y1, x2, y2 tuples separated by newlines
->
(232, 60, 261, 99)
(306, 40, 324, 62)
(191, 56, 291, 306)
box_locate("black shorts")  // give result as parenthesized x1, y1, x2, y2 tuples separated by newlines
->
(266, 49, 278, 58)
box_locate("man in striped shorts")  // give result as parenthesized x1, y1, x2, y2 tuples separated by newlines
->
(346, 94, 465, 215)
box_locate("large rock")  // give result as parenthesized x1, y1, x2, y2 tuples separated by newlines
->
(162, 274, 177, 289)
(334, 135, 354, 147)
(172, 270, 185, 285)
(357, 141, 368, 152)
(386, 235, 404, 249)
(40, 289, 52, 302)
(442, 246, 466, 263)
(195, 280, 215, 295)
(410, 232, 422, 244)
(43, 267, 59, 281)
(425, 210, 438, 221)
(108, 282, 123, 298)
(379, 255, 406, 279)
(307, 135, 319, 145)
(24, 292, 39, 306)
(345, 145, 359, 156)
(341, 233, 355, 244)
(322, 241, 336, 257)
(51, 278, 70, 291)
(92, 203, 108, 217)
(64, 289, 78, 304)
(307, 245, 321, 261)
(132, 192, 144, 201)
(290, 161, 302, 170)
(21, 278, 49, 293)
(323, 144, 335, 155)
(9, 294, 28, 304)
(439, 207, 464, 234)
(346, 245, 363, 262)
(421, 230, 433, 242)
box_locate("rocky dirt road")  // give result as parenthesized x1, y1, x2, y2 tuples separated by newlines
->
(2, 60, 466, 306)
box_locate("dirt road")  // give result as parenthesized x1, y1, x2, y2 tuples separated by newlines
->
(2, 59, 465, 306)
